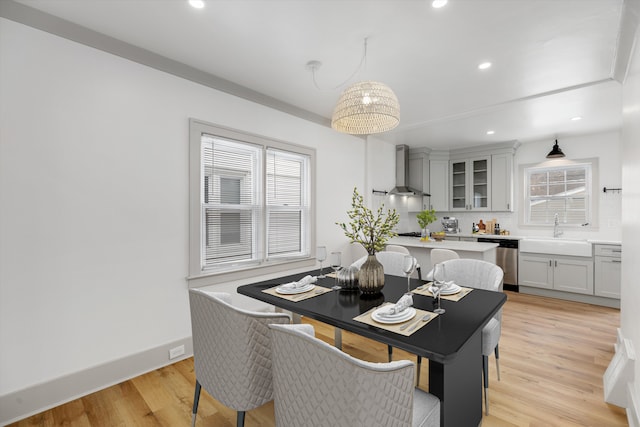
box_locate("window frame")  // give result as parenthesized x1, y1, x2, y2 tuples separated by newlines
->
(188, 119, 316, 286)
(520, 158, 598, 229)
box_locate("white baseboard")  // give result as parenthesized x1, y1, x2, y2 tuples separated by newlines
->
(629, 383, 640, 427)
(604, 329, 636, 407)
(519, 286, 621, 308)
(0, 337, 193, 426)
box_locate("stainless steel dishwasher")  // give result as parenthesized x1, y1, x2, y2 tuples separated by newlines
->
(477, 237, 519, 291)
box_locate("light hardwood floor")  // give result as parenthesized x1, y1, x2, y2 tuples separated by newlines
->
(9, 291, 627, 427)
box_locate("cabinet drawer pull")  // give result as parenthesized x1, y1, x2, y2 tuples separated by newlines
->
(555, 260, 558, 267)
(612, 249, 622, 253)
(549, 260, 552, 267)
(612, 259, 622, 263)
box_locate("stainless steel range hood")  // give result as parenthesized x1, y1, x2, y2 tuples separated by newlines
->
(389, 145, 430, 197)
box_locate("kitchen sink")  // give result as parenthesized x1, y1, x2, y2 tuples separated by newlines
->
(519, 238, 592, 257)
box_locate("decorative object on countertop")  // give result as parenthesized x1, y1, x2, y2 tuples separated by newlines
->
(417, 209, 437, 241)
(337, 187, 400, 294)
(431, 231, 446, 241)
(478, 219, 486, 232)
(485, 219, 496, 236)
(337, 264, 360, 290)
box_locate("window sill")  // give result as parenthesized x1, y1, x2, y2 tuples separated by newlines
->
(187, 258, 316, 288)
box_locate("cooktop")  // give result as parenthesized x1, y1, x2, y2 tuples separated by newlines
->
(396, 232, 421, 237)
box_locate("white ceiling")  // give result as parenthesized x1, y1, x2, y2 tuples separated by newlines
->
(11, 0, 635, 150)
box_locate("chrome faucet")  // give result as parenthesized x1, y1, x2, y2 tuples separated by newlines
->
(553, 213, 563, 238)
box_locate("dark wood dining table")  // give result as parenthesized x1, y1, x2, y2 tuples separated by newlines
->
(238, 270, 507, 427)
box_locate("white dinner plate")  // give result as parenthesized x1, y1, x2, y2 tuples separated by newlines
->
(275, 284, 315, 295)
(429, 284, 461, 295)
(372, 307, 416, 324)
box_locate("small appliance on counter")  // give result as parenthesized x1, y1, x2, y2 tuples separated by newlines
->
(442, 217, 458, 233)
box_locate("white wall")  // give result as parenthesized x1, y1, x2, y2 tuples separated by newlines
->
(512, 131, 622, 240)
(620, 15, 640, 422)
(0, 17, 364, 422)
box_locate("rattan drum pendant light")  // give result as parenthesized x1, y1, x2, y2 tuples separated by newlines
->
(330, 39, 400, 135)
(331, 81, 400, 134)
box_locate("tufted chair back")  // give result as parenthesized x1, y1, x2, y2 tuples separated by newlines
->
(188, 289, 290, 426)
(269, 323, 440, 427)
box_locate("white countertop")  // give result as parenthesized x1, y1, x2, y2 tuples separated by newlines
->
(447, 232, 523, 240)
(388, 236, 499, 252)
(586, 240, 622, 245)
(444, 233, 621, 246)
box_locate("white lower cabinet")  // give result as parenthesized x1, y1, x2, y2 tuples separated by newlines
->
(519, 253, 594, 295)
(594, 244, 622, 298)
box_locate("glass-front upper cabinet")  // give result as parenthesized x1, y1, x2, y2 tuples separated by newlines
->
(451, 161, 467, 209)
(449, 156, 491, 211)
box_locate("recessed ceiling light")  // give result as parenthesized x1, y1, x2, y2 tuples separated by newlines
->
(571, 116, 582, 121)
(432, 0, 448, 8)
(486, 130, 495, 135)
(189, 0, 205, 9)
(478, 62, 492, 70)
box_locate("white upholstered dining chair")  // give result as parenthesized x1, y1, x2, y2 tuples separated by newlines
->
(269, 323, 441, 427)
(351, 250, 409, 277)
(351, 251, 421, 366)
(425, 248, 459, 280)
(385, 244, 422, 280)
(188, 289, 291, 427)
(438, 258, 504, 415)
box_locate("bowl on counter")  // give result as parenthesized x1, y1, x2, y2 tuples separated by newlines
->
(431, 232, 446, 241)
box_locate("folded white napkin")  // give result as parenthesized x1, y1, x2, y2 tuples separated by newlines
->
(280, 275, 317, 290)
(429, 281, 457, 293)
(442, 281, 456, 289)
(385, 294, 413, 316)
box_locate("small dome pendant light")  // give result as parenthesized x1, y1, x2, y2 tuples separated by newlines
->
(546, 139, 565, 158)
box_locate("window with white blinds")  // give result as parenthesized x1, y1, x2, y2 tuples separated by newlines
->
(266, 149, 309, 258)
(190, 120, 313, 276)
(524, 163, 592, 226)
(202, 137, 262, 266)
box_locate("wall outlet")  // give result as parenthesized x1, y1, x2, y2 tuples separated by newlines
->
(169, 344, 185, 360)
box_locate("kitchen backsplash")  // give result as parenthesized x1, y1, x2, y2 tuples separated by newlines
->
(374, 193, 622, 241)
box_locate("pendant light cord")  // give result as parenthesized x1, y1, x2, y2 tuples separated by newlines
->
(311, 38, 368, 91)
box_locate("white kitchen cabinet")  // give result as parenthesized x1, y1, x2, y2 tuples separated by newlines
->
(408, 149, 430, 212)
(409, 150, 429, 193)
(491, 153, 513, 212)
(594, 244, 622, 299)
(428, 159, 448, 211)
(519, 254, 554, 289)
(450, 156, 491, 211)
(519, 253, 594, 295)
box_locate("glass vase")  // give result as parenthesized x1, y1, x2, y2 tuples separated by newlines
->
(357, 254, 385, 294)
